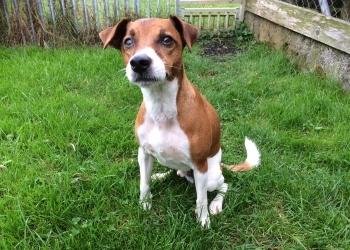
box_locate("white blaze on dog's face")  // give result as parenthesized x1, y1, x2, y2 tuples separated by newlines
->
(99, 16, 199, 87)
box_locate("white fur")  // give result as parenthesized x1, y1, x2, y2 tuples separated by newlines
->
(244, 137, 261, 167)
(206, 149, 228, 215)
(137, 79, 193, 171)
(140, 79, 179, 123)
(193, 170, 210, 228)
(138, 146, 154, 210)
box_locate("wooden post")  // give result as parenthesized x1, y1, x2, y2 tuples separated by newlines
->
(13, 0, 26, 44)
(341, 0, 350, 22)
(175, 0, 180, 16)
(71, 0, 79, 31)
(93, 0, 100, 31)
(36, 0, 46, 30)
(82, 0, 90, 30)
(104, 0, 110, 27)
(48, 0, 56, 27)
(134, 0, 140, 16)
(208, 12, 211, 29)
(60, 0, 66, 16)
(239, 0, 245, 22)
(318, 0, 331, 16)
(114, 0, 120, 20)
(25, 0, 38, 45)
(2, 0, 11, 31)
(167, 0, 170, 16)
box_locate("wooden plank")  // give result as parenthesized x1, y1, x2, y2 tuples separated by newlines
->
(157, 0, 161, 17)
(167, 0, 170, 16)
(82, 0, 90, 30)
(13, 0, 26, 44)
(71, 0, 79, 31)
(92, 0, 100, 31)
(176, 0, 180, 16)
(217, 13, 220, 29)
(60, 0, 66, 16)
(25, 0, 38, 45)
(2, 0, 11, 30)
(48, 0, 56, 27)
(207, 12, 211, 29)
(246, 0, 350, 55)
(104, 0, 110, 27)
(114, 0, 120, 20)
(180, 0, 242, 4)
(181, 8, 239, 12)
(36, 0, 46, 30)
(134, 0, 140, 16)
(239, 0, 246, 22)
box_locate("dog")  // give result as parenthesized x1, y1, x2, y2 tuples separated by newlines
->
(99, 15, 260, 228)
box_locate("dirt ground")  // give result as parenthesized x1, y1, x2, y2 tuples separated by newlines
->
(200, 38, 242, 58)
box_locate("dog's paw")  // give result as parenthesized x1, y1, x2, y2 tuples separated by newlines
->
(176, 170, 186, 177)
(209, 200, 223, 215)
(141, 201, 152, 210)
(140, 193, 153, 210)
(200, 215, 211, 229)
(195, 207, 210, 229)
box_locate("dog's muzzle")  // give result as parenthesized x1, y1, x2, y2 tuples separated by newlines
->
(126, 48, 167, 87)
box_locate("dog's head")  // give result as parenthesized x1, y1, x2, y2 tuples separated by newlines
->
(99, 15, 199, 87)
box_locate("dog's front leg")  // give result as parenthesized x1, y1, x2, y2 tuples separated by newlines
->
(138, 146, 154, 210)
(193, 168, 210, 228)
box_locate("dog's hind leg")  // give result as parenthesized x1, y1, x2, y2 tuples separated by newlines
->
(209, 182, 228, 214)
(206, 149, 228, 214)
(177, 170, 194, 183)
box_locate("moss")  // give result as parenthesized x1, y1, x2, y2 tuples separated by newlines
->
(314, 65, 327, 77)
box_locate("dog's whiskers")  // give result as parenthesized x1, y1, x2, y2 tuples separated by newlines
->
(164, 64, 182, 70)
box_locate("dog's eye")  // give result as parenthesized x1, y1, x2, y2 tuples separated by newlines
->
(124, 38, 134, 48)
(162, 36, 174, 46)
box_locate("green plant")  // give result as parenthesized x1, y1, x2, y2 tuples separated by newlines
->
(198, 22, 253, 47)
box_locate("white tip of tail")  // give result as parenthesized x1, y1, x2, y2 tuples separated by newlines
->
(244, 137, 261, 167)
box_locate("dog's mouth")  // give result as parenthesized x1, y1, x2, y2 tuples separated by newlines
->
(134, 77, 159, 87)
(132, 72, 170, 87)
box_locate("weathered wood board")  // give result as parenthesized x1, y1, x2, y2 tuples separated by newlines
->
(246, 0, 350, 55)
(179, 0, 242, 4)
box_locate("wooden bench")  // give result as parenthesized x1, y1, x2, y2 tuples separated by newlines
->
(175, 0, 246, 30)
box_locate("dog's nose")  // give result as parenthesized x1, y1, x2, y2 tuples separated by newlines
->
(130, 55, 152, 73)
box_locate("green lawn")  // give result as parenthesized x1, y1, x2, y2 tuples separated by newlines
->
(0, 43, 349, 249)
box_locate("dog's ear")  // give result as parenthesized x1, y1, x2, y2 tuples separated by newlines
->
(99, 18, 131, 50)
(169, 15, 199, 53)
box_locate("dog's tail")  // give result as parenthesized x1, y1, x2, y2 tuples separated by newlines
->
(221, 137, 261, 172)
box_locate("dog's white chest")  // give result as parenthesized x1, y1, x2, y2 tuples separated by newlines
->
(136, 79, 193, 171)
(137, 119, 192, 170)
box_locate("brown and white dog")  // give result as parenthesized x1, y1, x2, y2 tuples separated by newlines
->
(99, 15, 260, 228)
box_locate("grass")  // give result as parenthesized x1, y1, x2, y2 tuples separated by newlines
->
(0, 42, 350, 249)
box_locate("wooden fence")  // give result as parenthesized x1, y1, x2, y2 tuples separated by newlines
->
(0, 0, 243, 46)
(0, 0, 178, 46)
